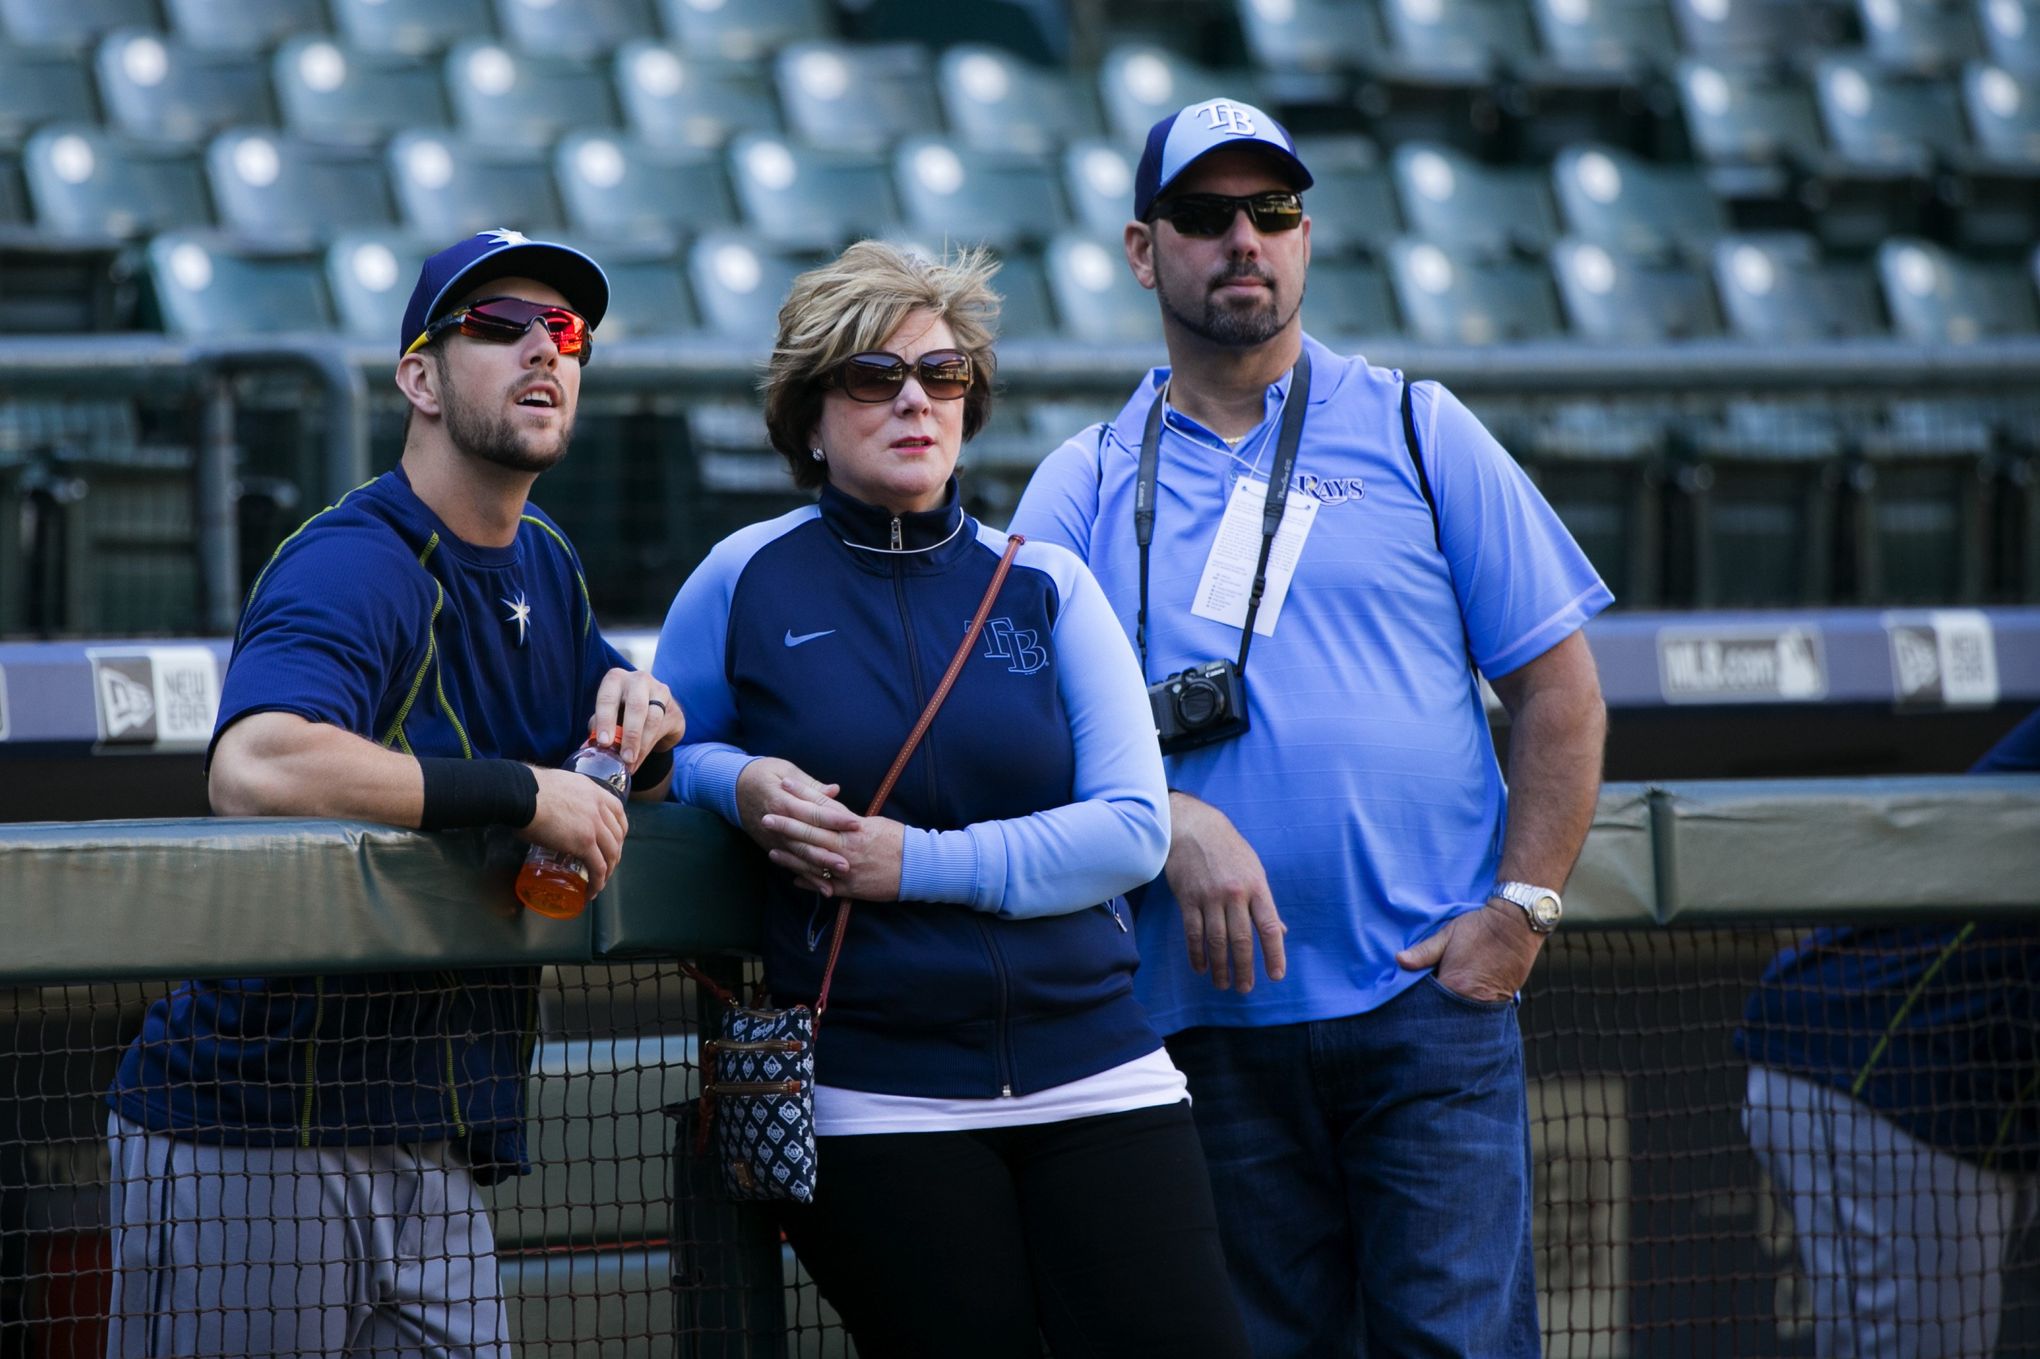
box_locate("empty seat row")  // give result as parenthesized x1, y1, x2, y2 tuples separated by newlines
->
(0, 0, 840, 60)
(1239, 0, 2039, 76)
(139, 225, 2040, 351)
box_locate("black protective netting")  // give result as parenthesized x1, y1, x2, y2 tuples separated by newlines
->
(0, 933, 2032, 1357)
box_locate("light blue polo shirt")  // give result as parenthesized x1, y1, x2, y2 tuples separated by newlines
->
(1009, 334, 1613, 1034)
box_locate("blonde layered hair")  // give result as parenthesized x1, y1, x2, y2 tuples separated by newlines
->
(763, 240, 1001, 490)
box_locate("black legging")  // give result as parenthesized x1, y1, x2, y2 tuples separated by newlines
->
(777, 1100, 1251, 1359)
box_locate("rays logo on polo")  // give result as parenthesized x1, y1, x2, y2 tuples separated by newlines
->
(88, 647, 221, 747)
(1295, 473, 1365, 506)
(980, 618, 1048, 675)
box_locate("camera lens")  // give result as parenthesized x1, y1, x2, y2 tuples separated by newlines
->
(1175, 676, 1225, 727)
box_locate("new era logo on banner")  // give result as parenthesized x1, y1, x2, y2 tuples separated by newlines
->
(88, 647, 220, 748)
(1883, 610, 1999, 709)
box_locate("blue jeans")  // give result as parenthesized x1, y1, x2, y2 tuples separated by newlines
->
(1166, 975, 1539, 1359)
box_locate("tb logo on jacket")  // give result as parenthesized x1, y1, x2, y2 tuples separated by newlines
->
(982, 618, 1049, 675)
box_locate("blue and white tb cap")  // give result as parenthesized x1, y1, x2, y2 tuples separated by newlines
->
(1133, 97, 1314, 221)
(399, 228, 610, 358)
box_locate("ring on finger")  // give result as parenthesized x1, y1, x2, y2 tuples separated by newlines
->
(819, 868, 833, 881)
(647, 698, 667, 714)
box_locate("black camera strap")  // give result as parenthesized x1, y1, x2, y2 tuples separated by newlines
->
(1135, 350, 1311, 677)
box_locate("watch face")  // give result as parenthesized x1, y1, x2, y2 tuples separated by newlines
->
(1530, 894, 1562, 928)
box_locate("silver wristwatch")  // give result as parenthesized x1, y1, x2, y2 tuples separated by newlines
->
(1493, 881, 1563, 934)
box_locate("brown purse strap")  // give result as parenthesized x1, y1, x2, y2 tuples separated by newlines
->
(812, 532, 1025, 1026)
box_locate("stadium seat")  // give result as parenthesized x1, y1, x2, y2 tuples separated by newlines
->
(208, 131, 397, 244)
(1097, 45, 1272, 145)
(1235, 0, 1386, 72)
(726, 134, 900, 250)
(556, 132, 736, 242)
(1043, 232, 1161, 344)
(23, 126, 212, 239)
(1876, 236, 2038, 340)
(1061, 138, 1138, 235)
(1378, 0, 1540, 76)
(1527, 0, 1679, 77)
(0, 0, 156, 50)
(774, 41, 944, 154)
(1962, 59, 2040, 162)
(1669, 0, 1829, 59)
(1710, 231, 1887, 339)
(686, 231, 828, 342)
(493, 0, 655, 56)
(1811, 58, 1984, 242)
(1813, 56, 1968, 171)
(0, 45, 98, 152)
(273, 38, 452, 145)
(1391, 143, 1559, 256)
(1387, 238, 1565, 342)
(1551, 144, 1726, 259)
(988, 245, 1057, 339)
(1851, 399, 1994, 601)
(654, 0, 830, 63)
(1855, 0, 1983, 69)
(327, 231, 432, 342)
(614, 44, 781, 151)
(1518, 402, 1668, 603)
(147, 232, 335, 336)
(842, 0, 1070, 63)
(1977, 0, 2040, 66)
(1951, 61, 2040, 242)
(1550, 237, 1723, 340)
(937, 44, 1105, 155)
(0, 154, 25, 224)
(94, 30, 276, 145)
(446, 41, 620, 149)
(162, 0, 326, 51)
(1292, 135, 1402, 255)
(1300, 253, 1401, 338)
(893, 137, 1069, 249)
(1681, 401, 1844, 605)
(561, 236, 697, 339)
(1673, 58, 1830, 201)
(387, 132, 566, 238)
(330, 0, 496, 54)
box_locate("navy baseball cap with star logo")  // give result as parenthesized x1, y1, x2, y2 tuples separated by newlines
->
(1133, 97, 1314, 222)
(399, 228, 610, 358)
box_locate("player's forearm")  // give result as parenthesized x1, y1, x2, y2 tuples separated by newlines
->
(209, 712, 426, 824)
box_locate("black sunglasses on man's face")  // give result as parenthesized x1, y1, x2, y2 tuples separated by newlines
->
(1150, 191, 1304, 239)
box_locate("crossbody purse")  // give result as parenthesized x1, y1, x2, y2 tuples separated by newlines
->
(682, 533, 1025, 1202)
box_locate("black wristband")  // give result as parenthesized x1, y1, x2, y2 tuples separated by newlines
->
(633, 744, 674, 790)
(418, 757, 540, 830)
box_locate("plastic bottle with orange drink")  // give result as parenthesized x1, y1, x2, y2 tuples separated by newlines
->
(515, 736, 630, 919)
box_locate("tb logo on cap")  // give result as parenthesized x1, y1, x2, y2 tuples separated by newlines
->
(1199, 99, 1257, 135)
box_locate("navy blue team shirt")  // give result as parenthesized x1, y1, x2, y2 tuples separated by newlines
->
(110, 466, 628, 1176)
(1736, 708, 2040, 1173)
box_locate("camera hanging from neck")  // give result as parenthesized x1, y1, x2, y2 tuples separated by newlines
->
(1134, 349, 1312, 679)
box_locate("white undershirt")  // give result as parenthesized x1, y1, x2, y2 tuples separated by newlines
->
(814, 1047, 1189, 1136)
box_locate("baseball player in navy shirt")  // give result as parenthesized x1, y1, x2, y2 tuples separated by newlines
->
(104, 231, 684, 1358)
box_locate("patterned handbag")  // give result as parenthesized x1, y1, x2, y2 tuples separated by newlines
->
(684, 534, 1024, 1203)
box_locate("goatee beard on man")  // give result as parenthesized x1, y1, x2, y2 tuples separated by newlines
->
(443, 380, 573, 474)
(1156, 263, 1302, 348)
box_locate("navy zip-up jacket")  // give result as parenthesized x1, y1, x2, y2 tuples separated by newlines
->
(653, 481, 1170, 1098)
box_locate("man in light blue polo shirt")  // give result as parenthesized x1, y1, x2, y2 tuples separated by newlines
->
(1011, 98, 1612, 1356)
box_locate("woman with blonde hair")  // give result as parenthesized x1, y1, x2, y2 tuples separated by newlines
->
(654, 241, 1247, 1357)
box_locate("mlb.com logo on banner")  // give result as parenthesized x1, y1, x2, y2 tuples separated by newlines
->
(87, 647, 220, 748)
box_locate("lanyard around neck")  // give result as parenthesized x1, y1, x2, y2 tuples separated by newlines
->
(1135, 350, 1312, 677)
